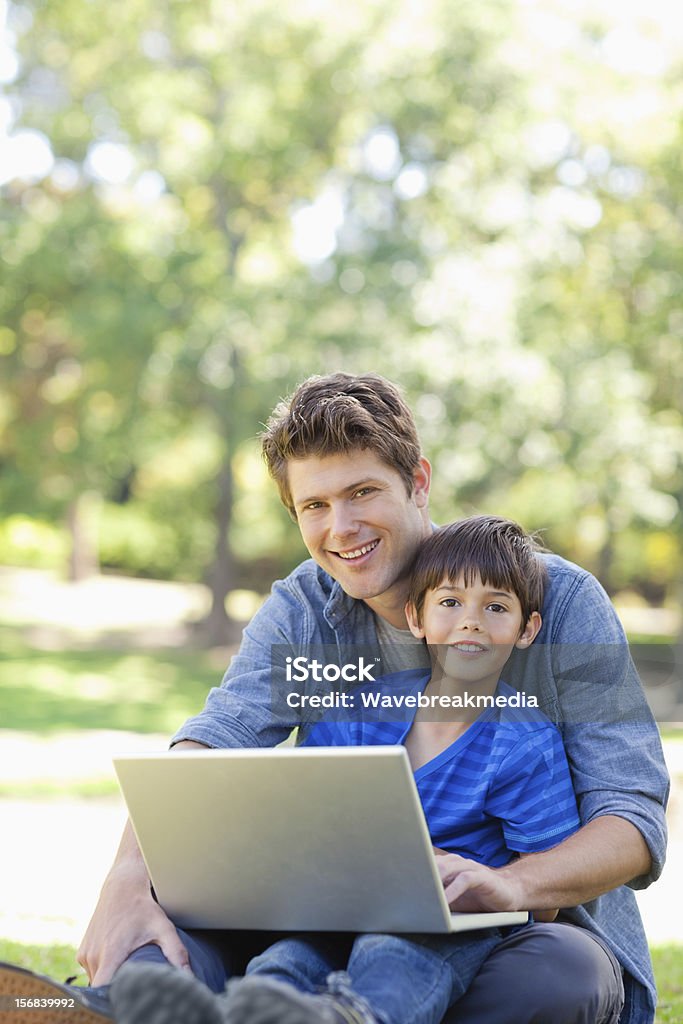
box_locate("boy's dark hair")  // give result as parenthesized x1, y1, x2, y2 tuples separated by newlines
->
(261, 373, 422, 514)
(407, 515, 548, 629)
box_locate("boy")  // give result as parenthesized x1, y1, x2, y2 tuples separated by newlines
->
(111, 515, 582, 1024)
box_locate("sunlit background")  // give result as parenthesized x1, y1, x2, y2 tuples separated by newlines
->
(0, 0, 682, 991)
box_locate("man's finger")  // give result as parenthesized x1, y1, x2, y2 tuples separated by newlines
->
(86, 921, 191, 986)
(156, 932, 193, 973)
(435, 852, 468, 880)
(444, 871, 479, 906)
(89, 956, 121, 987)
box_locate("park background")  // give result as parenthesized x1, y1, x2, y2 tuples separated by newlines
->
(0, 0, 682, 1019)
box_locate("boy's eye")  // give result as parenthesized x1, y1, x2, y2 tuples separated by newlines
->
(487, 603, 508, 613)
(439, 598, 460, 608)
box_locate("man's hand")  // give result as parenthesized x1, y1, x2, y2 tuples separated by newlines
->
(435, 853, 521, 912)
(77, 847, 191, 985)
(435, 816, 653, 915)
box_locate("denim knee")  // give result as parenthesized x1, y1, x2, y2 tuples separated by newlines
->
(125, 928, 229, 994)
(246, 934, 351, 993)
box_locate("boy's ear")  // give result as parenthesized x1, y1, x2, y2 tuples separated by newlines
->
(516, 611, 542, 649)
(405, 601, 425, 639)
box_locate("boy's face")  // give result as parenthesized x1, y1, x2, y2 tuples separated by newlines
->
(405, 572, 541, 688)
(286, 449, 432, 609)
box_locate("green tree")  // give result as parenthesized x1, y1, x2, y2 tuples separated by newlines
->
(4, 0, 680, 632)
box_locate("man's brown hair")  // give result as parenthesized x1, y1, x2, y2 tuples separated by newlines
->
(407, 515, 548, 629)
(261, 373, 422, 514)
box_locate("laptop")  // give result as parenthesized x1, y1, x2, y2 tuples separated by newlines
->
(113, 746, 528, 934)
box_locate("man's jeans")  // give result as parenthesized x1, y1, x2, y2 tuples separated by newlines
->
(118, 921, 624, 1024)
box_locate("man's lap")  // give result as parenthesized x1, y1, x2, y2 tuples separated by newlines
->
(124, 921, 625, 1024)
(447, 921, 625, 1024)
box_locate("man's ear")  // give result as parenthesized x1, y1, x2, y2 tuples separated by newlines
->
(516, 611, 542, 649)
(411, 457, 431, 509)
(405, 601, 426, 639)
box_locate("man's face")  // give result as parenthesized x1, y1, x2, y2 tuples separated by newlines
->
(287, 450, 431, 608)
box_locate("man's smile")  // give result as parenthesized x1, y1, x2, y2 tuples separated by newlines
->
(334, 539, 380, 561)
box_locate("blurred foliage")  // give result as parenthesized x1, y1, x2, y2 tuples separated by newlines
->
(0, 0, 681, 617)
(0, 515, 68, 569)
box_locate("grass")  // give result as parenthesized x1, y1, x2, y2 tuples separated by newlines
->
(0, 939, 680, 1020)
(0, 941, 84, 986)
(652, 945, 683, 1023)
(0, 778, 121, 799)
(0, 625, 228, 736)
(1, 613, 680, 1017)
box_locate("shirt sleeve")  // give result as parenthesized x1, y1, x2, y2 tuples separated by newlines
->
(485, 725, 581, 853)
(171, 575, 315, 749)
(548, 568, 670, 886)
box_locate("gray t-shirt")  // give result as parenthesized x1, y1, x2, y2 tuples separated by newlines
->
(373, 611, 428, 676)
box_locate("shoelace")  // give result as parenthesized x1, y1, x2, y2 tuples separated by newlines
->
(324, 971, 380, 1024)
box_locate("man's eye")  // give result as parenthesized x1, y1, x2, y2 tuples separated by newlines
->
(354, 487, 375, 498)
(303, 502, 324, 511)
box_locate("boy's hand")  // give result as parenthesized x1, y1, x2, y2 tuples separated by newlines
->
(435, 852, 523, 913)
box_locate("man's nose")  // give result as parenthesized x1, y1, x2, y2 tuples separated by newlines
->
(329, 502, 359, 539)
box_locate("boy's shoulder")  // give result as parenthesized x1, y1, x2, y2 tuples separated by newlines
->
(492, 681, 560, 735)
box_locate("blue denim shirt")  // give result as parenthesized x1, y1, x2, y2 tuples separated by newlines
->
(174, 553, 669, 1024)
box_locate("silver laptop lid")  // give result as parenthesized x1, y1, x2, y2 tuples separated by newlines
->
(114, 746, 454, 933)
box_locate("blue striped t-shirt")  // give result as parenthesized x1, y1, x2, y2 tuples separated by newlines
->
(303, 669, 580, 867)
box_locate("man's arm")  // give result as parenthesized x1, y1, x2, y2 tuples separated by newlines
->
(77, 741, 207, 985)
(501, 814, 652, 907)
(438, 814, 652, 913)
(536, 560, 669, 889)
(78, 570, 320, 984)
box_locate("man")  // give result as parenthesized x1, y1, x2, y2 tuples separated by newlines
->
(1, 373, 668, 1024)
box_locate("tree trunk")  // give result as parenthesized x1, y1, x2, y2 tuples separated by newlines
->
(66, 492, 100, 581)
(200, 451, 238, 647)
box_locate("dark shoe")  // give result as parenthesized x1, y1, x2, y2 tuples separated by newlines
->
(0, 960, 112, 1023)
(110, 963, 223, 1024)
(221, 973, 379, 1024)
